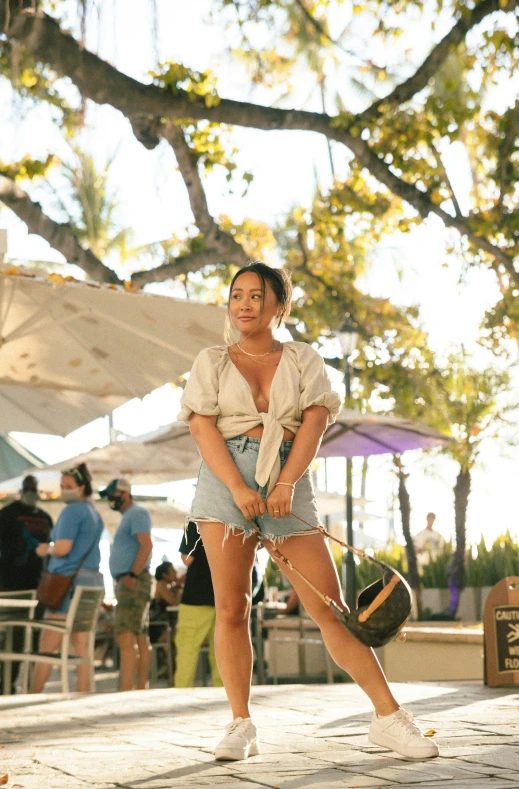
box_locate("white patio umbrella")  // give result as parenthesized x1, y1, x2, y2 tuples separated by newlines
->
(0, 267, 225, 403)
(0, 383, 126, 434)
(47, 423, 200, 485)
(0, 423, 201, 497)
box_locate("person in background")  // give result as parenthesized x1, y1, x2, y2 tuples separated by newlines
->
(0, 474, 53, 693)
(0, 475, 53, 592)
(101, 479, 153, 691)
(33, 464, 104, 693)
(174, 520, 223, 688)
(413, 512, 444, 564)
(149, 561, 182, 676)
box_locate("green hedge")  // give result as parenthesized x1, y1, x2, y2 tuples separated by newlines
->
(265, 532, 519, 593)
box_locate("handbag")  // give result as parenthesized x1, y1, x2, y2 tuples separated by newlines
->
(267, 514, 412, 648)
(37, 535, 99, 610)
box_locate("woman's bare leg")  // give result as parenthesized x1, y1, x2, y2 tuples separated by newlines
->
(197, 523, 259, 719)
(265, 533, 399, 717)
(32, 615, 66, 693)
(136, 634, 151, 689)
(70, 632, 89, 692)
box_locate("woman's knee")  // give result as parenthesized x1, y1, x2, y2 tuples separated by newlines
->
(216, 595, 251, 628)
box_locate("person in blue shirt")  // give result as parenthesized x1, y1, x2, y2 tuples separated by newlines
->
(33, 463, 104, 693)
(101, 479, 153, 691)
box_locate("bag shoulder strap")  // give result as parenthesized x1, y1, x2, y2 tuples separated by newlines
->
(70, 523, 101, 580)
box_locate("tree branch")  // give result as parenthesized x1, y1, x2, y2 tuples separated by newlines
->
(359, 0, 519, 121)
(130, 250, 226, 287)
(292, 0, 370, 63)
(160, 123, 217, 236)
(155, 121, 249, 269)
(0, 174, 121, 284)
(5, 5, 519, 282)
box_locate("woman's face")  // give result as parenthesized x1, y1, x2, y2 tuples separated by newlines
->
(61, 474, 80, 492)
(60, 474, 85, 502)
(229, 271, 281, 336)
(165, 565, 176, 582)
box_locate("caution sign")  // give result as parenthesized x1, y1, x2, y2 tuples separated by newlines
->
(484, 577, 519, 686)
(494, 606, 519, 673)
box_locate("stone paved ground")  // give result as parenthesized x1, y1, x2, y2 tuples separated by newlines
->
(0, 681, 518, 789)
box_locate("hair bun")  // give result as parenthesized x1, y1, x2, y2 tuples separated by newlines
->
(77, 462, 92, 481)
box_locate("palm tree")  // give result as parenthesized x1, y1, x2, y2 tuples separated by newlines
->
(44, 145, 135, 265)
(431, 355, 513, 617)
(379, 350, 514, 618)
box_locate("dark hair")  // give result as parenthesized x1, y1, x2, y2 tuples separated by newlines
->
(229, 262, 292, 328)
(155, 561, 174, 581)
(61, 463, 93, 497)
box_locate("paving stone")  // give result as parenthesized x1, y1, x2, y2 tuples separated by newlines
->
(1, 682, 519, 787)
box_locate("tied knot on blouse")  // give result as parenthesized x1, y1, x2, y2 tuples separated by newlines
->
(178, 342, 341, 494)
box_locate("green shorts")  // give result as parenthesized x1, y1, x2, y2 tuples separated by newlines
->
(114, 571, 152, 636)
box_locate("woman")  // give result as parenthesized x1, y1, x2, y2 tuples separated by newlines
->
(149, 561, 182, 646)
(33, 463, 104, 693)
(179, 262, 438, 762)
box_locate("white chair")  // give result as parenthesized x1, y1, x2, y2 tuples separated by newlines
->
(0, 586, 104, 694)
(0, 590, 37, 694)
(150, 620, 174, 685)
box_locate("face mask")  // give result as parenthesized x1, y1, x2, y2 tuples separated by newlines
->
(61, 488, 80, 504)
(108, 495, 123, 511)
(20, 491, 38, 507)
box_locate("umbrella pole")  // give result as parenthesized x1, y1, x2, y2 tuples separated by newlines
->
(345, 456, 356, 610)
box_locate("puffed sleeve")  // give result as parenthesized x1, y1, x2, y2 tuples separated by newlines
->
(177, 347, 223, 423)
(298, 345, 341, 425)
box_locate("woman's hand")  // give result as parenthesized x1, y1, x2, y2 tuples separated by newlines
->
(266, 485, 294, 518)
(36, 543, 49, 558)
(231, 483, 266, 522)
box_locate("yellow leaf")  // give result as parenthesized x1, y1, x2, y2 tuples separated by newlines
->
(47, 273, 65, 284)
(424, 729, 436, 737)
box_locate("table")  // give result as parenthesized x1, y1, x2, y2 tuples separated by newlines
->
(0, 598, 38, 695)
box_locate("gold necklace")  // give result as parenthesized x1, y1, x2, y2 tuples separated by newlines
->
(234, 342, 281, 366)
(236, 341, 278, 358)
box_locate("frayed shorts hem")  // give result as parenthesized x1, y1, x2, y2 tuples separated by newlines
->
(191, 516, 320, 545)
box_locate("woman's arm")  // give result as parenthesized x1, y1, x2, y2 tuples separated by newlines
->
(265, 405, 328, 518)
(156, 580, 178, 605)
(189, 413, 266, 520)
(35, 539, 73, 558)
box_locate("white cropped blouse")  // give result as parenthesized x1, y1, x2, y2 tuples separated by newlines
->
(178, 341, 341, 493)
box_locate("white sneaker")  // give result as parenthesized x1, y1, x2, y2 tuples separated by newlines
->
(215, 717, 260, 761)
(369, 708, 439, 759)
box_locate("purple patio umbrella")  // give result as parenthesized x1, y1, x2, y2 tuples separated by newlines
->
(318, 409, 450, 458)
(317, 409, 450, 609)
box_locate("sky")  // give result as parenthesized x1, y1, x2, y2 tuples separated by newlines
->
(1, 0, 519, 560)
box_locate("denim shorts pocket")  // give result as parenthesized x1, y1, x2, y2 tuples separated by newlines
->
(226, 441, 241, 461)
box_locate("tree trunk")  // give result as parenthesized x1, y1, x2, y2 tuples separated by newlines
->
(395, 457, 422, 615)
(449, 468, 471, 618)
(359, 456, 369, 529)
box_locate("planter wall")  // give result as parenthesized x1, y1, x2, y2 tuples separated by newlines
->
(422, 586, 492, 621)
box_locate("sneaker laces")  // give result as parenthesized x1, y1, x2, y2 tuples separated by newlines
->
(225, 718, 252, 736)
(394, 709, 423, 738)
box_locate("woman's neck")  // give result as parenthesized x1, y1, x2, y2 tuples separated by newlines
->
(237, 331, 277, 354)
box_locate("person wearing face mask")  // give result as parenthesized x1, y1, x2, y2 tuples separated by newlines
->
(0, 475, 53, 693)
(32, 463, 104, 693)
(100, 479, 153, 691)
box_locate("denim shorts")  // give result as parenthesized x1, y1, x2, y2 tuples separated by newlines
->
(46, 568, 105, 616)
(189, 435, 321, 543)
